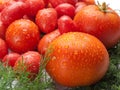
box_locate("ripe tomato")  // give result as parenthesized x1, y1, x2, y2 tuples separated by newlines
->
(49, 0, 77, 7)
(55, 3, 75, 18)
(75, 2, 87, 14)
(81, 0, 95, 4)
(45, 32, 109, 87)
(58, 15, 78, 34)
(0, 38, 8, 59)
(0, 17, 7, 39)
(38, 29, 60, 55)
(2, 52, 20, 67)
(43, 0, 48, 7)
(0, 0, 15, 12)
(1, 1, 27, 26)
(35, 8, 57, 33)
(74, 4, 120, 48)
(5, 19, 40, 53)
(25, 0, 45, 17)
(14, 51, 41, 78)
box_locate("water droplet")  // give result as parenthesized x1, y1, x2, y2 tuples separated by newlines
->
(52, 56, 56, 61)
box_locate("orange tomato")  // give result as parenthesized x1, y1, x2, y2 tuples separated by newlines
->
(45, 32, 109, 87)
(74, 4, 120, 48)
(5, 19, 40, 53)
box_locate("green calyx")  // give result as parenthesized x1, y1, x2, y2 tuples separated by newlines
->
(97, 1, 110, 13)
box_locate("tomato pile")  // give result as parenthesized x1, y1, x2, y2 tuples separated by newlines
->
(0, 0, 120, 89)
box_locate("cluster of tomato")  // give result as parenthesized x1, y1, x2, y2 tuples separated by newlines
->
(0, 0, 120, 88)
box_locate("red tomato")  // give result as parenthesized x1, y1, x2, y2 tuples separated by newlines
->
(75, 2, 87, 14)
(49, 0, 77, 7)
(38, 29, 60, 55)
(0, 38, 8, 59)
(58, 15, 78, 34)
(36, 8, 57, 33)
(74, 4, 120, 48)
(0, 15, 7, 39)
(43, 0, 49, 7)
(25, 0, 45, 17)
(2, 52, 20, 67)
(45, 32, 109, 87)
(14, 51, 41, 78)
(81, 0, 95, 5)
(0, 0, 15, 12)
(1, 1, 27, 26)
(5, 19, 40, 53)
(55, 3, 75, 18)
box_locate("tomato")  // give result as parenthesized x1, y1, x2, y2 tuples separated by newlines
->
(25, 0, 45, 17)
(2, 52, 20, 67)
(14, 51, 41, 78)
(45, 32, 109, 87)
(0, 0, 15, 12)
(0, 16, 7, 39)
(5, 19, 40, 53)
(1, 1, 27, 26)
(38, 29, 60, 55)
(0, 38, 8, 59)
(74, 4, 120, 48)
(58, 15, 78, 34)
(49, 0, 77, 7)
(75, 2, 87, 14)
(43, 0, 48, 7)
(35, 8, 57, 33)
(81, 0, 95, 4)
(55, 3, 75, 18)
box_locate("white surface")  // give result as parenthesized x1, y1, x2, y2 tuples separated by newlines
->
(95, 0, 120, 15)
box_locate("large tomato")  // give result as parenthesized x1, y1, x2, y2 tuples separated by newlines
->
(74, 4, 120, 48)
(45, 32, 109, 87)
(5, 19, 40, 53)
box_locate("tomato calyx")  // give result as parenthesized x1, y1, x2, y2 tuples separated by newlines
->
(97, 1, 111, 13)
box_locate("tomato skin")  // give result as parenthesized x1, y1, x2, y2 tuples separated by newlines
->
(43, 0, 48, 7)
(0, 0, 15, 12)
(14, 51, 41, 78)
(49, 0, 77, 7)
(5, 19, 40, 54)
(74, 5, 120, 48)
(25, 0, 45, 17)
(81, 0, 95, 5)
(2, 52, 20, 67)
(45, 32, 109, 87)
(36, 8, 57, 33)
(38, 30, 60, 55)
(0, 38, 8, 59)
(1, 1, 27, 26)
(55, 3, 75, 18)
(58, 15, 78, 34)
(75, 2, 87, 14)
(0, 17, 7, 39)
